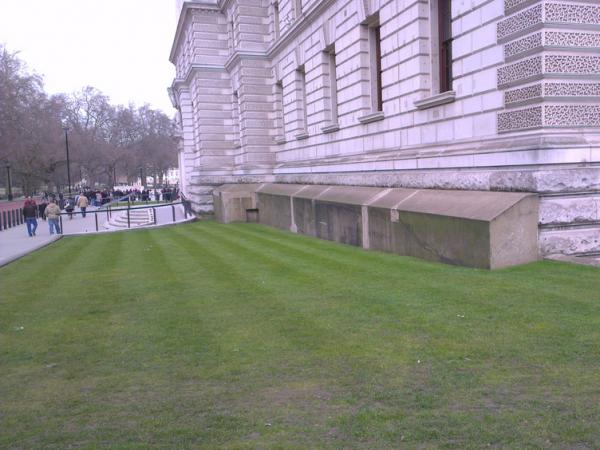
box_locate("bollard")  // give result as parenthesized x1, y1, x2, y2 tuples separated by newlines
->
(127, 208, 130, 228)
(2, 211, 6, 230)
(153, 207, 157, 225)
(172, 205, 175, 223)
(95, 212, 99, 232)
(59, 215, 64, 235)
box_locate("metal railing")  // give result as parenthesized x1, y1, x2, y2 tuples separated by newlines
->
(0, 207, 24, 231)
(53, 200, 193, 235)
(2, 194, 194, 234)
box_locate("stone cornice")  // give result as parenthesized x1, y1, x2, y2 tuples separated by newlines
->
(224, 50, 269, 72)
(171, 63, 226, 92)
(170, 1, 221, 63)
(167, 87, 178, 108)
(266, 0, 337, 58)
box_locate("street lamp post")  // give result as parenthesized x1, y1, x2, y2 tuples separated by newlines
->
(5, 163, 13, 201)
(63, 125, 72, 195)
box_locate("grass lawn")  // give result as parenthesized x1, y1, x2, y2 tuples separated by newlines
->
(1, 220, 599, 448)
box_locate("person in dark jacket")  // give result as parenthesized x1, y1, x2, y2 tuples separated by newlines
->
(38, 198, 48, 220)
(23, 197, 38, 237)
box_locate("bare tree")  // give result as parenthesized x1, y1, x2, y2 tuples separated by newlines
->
(0, 45, 178, 195)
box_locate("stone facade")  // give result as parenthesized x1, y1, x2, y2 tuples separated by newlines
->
(169, 0, 600, 257)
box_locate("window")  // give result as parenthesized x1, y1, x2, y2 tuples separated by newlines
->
(369, 24, 383, 112)
(438, 0, 452, 92)
(322, 45, 340, 132)
(274, 80, 286, 142)
(295, 65, 309, 139)
(361, 15, 383, 113)
(228, 19, 235, 52)
(430, 0, 452, 93)
(327, 47, 338, 123)
(293, 0, 302, 19)
(232, 90, 241, 148)
(414, 0, 455, 109)
(272, 1, 280, 40)
(358, 15, 385, 123)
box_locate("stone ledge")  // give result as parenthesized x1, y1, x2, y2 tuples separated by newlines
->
(413, 91, 456, 110)
(357, 111, 385, 124)
(321, 123, 340, 133)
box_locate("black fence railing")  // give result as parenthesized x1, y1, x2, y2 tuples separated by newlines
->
(2, 196, 195, 234)
(54, 201, 193, 234)
(0, 207, 24, 231)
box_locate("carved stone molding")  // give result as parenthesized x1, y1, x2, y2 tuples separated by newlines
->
(498, 2, 600, 42)
(498, 56, 542, 87)
(545, 105, 600, 127)
(498, 55, 600, 88)
(505, 31, 600, 59)
(504, 82, 600, 105)
(498, 104, 600, 131)
(498, 106, 543, 131)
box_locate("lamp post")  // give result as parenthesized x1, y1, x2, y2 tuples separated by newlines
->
(139, 167, 144, 188)
(63, 125, 72, 195)
(5, 162, 13, 201)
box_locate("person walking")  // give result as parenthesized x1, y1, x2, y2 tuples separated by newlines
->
(22, 197, 38, 237)
(77, 193, 89, 218)
(38, 197, 48, 220)
(64, 198, 75, 219)
(44, 199, 61, 234)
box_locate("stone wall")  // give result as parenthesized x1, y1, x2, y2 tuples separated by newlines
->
(170, 0, 600, 256)
(213, 183, 540, 269)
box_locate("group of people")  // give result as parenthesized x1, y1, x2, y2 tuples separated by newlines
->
(22, 197, 61, 236)
(21, 185, 180, 237)
(22, 194, 89, 237)
(112, 187, 178, 202)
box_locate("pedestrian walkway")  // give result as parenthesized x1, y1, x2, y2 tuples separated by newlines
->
(0, 202, 194, 267)
(0, 223, 62, 267)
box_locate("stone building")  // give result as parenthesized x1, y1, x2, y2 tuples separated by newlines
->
(169, 0, 600, 258)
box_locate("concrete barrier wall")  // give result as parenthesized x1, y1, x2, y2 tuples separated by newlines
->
(214, 183, 539, 269)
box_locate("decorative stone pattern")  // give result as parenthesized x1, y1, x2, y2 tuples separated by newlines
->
(497, 56, 542, 87)
(544, 105, 600, 127)
(498, 106, 543, 131)
(544, 82, 600, 96)
(545, 31, 600, 49)
(498, 3, 600, 42)
(504, 0, 535, 14)
(545, 55, 600, 75)
(504, 83, 543, 104)
(497, 4, 542, 41)
(505, 31, 600, 60)
(499, 105, 600, 129)
(505, 82, 600, 105)
(505, 32, 542, 59)
(544, 3, 600, 26)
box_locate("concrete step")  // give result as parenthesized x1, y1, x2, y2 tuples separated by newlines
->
(103, 208, 154, 230)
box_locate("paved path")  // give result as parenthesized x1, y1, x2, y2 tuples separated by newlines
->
(0, 224, 62, 267)
(0, 203, 193, 267)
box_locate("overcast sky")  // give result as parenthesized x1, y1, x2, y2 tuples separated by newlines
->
(0, 0, 178, 115)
